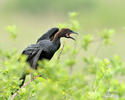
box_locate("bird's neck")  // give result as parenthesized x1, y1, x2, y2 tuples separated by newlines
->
(52, 37, 61, 45)
(52, 31, 61, 44)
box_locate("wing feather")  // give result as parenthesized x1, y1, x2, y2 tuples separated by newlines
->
(22, 44, 43, 69)
(37, 27, 59, 43)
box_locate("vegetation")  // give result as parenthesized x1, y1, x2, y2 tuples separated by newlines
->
(0, 12, 125, 100)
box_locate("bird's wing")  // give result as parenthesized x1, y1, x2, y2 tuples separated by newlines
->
(22, 44, 39, 59)
(37, 27, 59, 43)
(32, 49, 43, 69)
(22, 44, 44, 69)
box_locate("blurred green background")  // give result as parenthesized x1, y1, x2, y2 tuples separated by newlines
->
(0, 0, 125, 60)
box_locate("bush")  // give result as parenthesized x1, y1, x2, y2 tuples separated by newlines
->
(0, 12, 125, 100)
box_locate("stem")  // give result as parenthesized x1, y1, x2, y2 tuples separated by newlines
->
(94, 39, 103, 57)
(58, 41, 65, 60)
(10, 74, 40, 100)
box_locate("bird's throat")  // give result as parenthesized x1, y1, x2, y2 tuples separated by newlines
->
(52, 31, 61, 42)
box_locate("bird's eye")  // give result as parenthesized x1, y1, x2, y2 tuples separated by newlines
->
(66, 33, 71, 37)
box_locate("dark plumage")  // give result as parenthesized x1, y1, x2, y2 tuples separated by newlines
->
(36, 27, 59, 42)
(19, 27, 77, 87)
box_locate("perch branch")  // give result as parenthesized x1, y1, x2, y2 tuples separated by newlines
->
(58, 41, 65, 60)
(10, 74, 40, 100)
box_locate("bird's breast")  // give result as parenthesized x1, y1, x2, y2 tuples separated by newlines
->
(38, 40, 60, 60)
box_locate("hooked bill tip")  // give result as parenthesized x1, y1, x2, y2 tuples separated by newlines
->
(71, 31, 78, 34)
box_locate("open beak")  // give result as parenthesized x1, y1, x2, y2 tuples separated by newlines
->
(71, 31, 78, 34)
(66, 31, 78, 41)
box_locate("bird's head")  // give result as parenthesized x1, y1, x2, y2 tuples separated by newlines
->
(57, 28, 78, 40)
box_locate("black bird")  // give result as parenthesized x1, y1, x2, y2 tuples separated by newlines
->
(19, 27, 77, 87)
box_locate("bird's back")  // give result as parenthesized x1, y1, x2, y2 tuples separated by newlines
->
(38, 40, 60, 59)
(22, 39, 60, 68)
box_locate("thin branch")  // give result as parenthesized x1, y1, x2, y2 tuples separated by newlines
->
(58, 41, 65, 60)
(10, 74, 40, 100)
(94, 39, 103, 57)
(93, 74, 105, 93)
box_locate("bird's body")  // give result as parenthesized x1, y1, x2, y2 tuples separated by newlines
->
(23, 39, 60, 69)
(18, 27, 77, 88)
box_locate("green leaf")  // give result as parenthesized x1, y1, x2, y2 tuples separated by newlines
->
(82, 34, 93, 51)
(6, 25, 17, 39)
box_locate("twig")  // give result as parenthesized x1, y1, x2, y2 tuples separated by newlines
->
(10, 74, 40, 100)
(94, 39, 103, 57)
(30, 73, 33, 81)
(93, 74, 105, 93)
(58, 41, 65, 60)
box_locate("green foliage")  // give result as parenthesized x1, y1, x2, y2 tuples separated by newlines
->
(82, 34, 93, 51)
(100, 29, 115, 45)
(6, 25, 17, 39)
(58, 12, 80, 31)
(0, 13, 125, 100)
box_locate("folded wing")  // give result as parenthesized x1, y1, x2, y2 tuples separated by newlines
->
(22, 44, 43, 69)
(37, 27, 59, 43)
